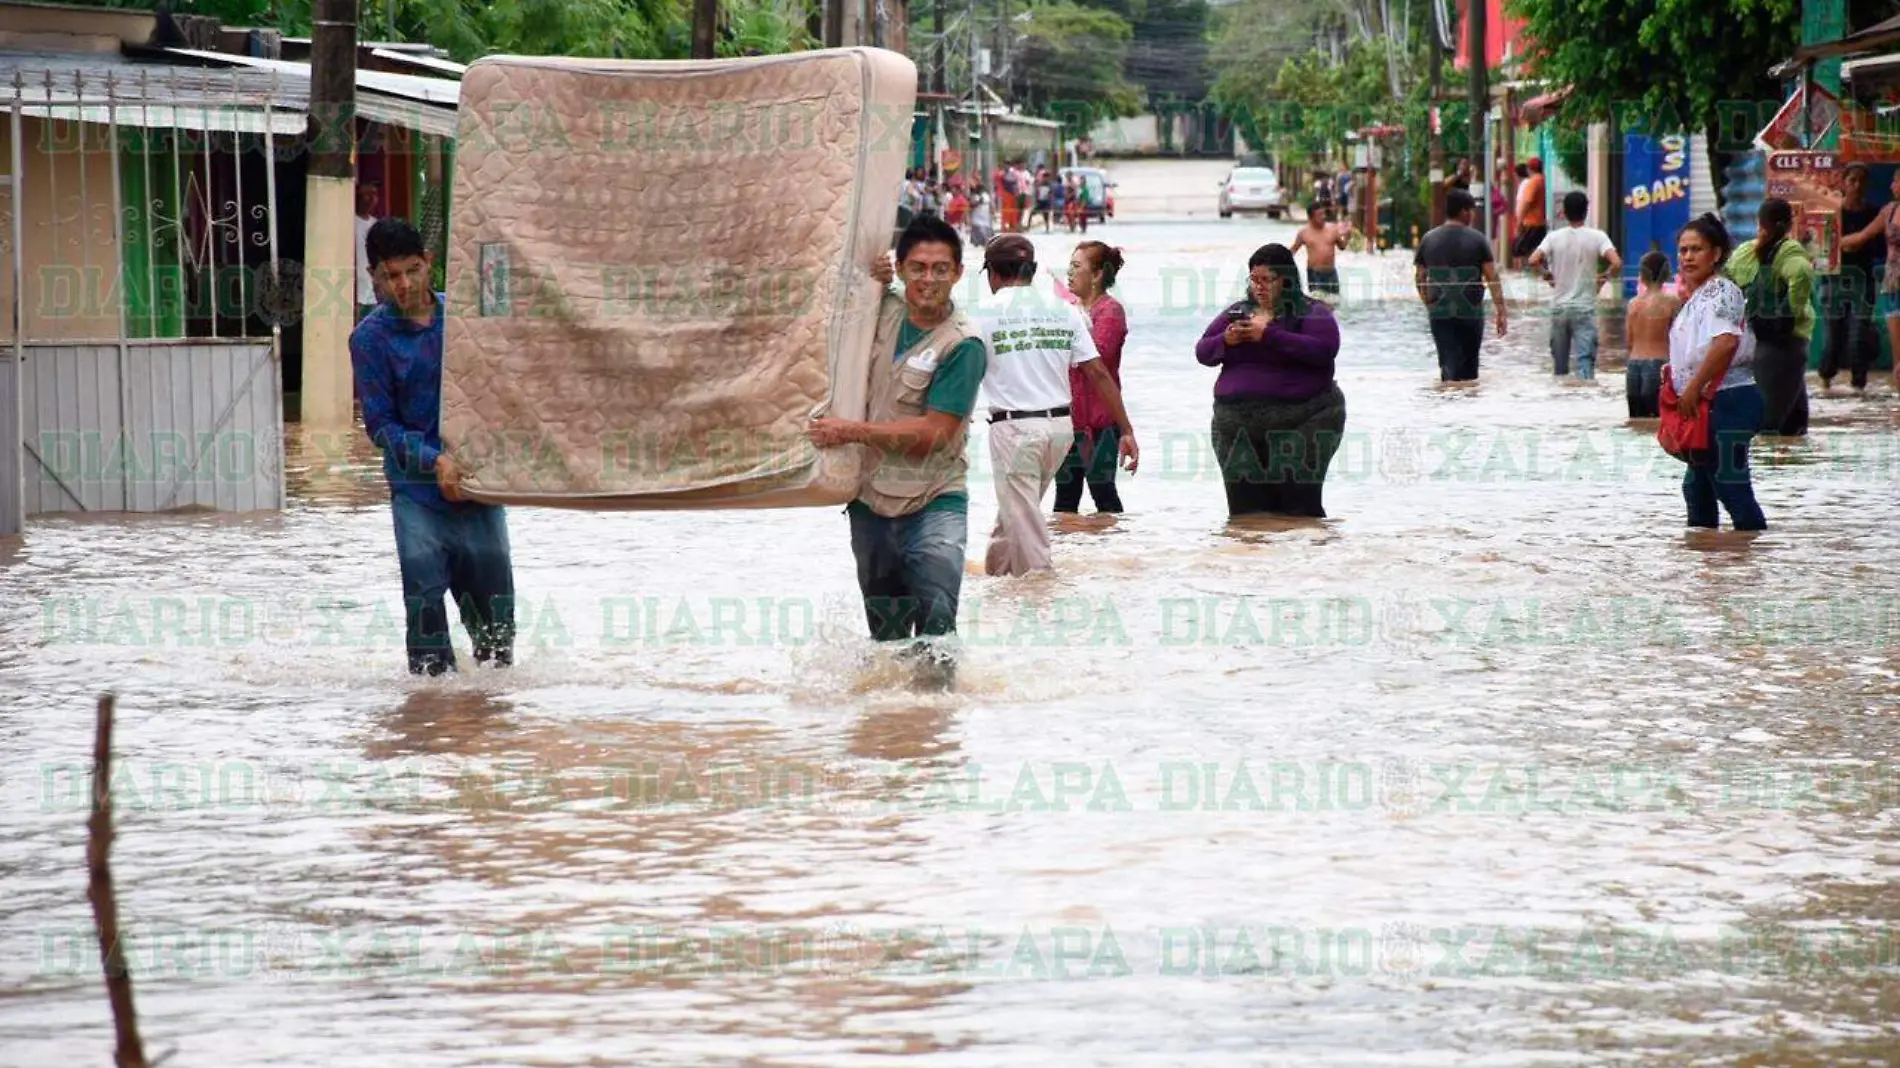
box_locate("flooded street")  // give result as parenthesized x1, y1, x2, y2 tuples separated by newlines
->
(5, 210, 1900, 1067)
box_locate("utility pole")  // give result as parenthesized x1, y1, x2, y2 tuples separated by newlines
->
(692, 0, 717, 57)
(1467, 0, 1486, 181)
(1429, 7, 1444, 225)
(970, 0, 984, 187)
(825, 0, 845, 47)
(300, 0, 357, 430)
(933, 0, 946, 93)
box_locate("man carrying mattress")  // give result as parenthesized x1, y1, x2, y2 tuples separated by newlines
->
(807, 216, 987, 690)
(350, 218, 517, 677)
(969, 236, 1138, 576)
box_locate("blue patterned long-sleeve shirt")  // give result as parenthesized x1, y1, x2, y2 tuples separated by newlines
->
(349, 293, 457, 510)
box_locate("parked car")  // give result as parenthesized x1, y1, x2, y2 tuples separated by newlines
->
(1218, 166, 1287, 219)
(1060, 167, 1115, 223)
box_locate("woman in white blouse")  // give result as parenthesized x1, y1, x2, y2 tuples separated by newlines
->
(1668, 214, 1767, 531)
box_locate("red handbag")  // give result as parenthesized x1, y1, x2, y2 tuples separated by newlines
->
(1657, 365, 1711, 460)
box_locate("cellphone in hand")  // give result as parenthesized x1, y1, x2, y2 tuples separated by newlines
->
(1227, 306, 1252, 321)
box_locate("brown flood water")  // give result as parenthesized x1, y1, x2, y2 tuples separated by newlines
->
(4, 218, 1900, 1066)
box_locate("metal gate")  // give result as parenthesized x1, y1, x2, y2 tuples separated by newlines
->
(19, 339, 282, 513)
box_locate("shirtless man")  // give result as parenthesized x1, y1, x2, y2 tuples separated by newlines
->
(1291, 201, 1350, 297)
(1623, 250, 1678, 418)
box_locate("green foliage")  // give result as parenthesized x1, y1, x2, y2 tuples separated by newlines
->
(1008, 1, 1145, 130)
(1206, 0, 1324, 141)
(1507, 0, 1801, 144)
(1259, 39, 1403, 163)
(109, 0, 813, 62)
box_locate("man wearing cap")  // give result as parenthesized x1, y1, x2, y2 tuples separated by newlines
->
(970, 235, 1138, 576)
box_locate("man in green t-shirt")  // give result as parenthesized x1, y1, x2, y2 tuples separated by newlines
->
(809, 216, 987, 689)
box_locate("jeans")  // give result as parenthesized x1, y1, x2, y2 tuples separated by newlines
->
(1549, 307, 1598, 378)
(1626, 358, 1663, 417)
(391, 493, 517, 675)
(1053, 426, 1124, 513)
(1683, 385, 1767, 531)
(1752, 334, 1810, 437)
(1429, 316, 1483, 381)
(1820, 271, 1877, 389)
(849, 504, 967, 643)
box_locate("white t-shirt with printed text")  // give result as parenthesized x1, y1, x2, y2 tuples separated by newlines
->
(967, 275, 1100, 411)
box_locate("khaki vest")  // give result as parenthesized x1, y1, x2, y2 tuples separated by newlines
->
(856, 294, 981, 518)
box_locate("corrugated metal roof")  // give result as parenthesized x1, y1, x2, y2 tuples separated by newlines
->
(162, 47, 461, 107)
(0, 49, 458, 136)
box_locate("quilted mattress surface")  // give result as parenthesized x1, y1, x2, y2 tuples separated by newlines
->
(439, 48, 917, 508)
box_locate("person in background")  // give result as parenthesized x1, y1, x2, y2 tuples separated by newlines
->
(944, 183, 970, 231)
(1414, 189, 1508, 382)
(1842, 167, 1900, 394)
(1726, 196, 1814, 437)
(1014, 162, 1034, 232)
(1031, 167, 1053, 231)
(1003, 162, 1018, 232)
(1624, 250, 1678, 418)
(806, 216, 987, 691)
(1291, 201, 1349, 299)
(1512, 158, 1547, 262)
(1055, 241, 1130, 514)
(1828, 162, 1884, 393)
(1528, 190, 1622, 380)
(350, 218, 516, 676)
(1491, 162, 1513, 247)
(354, 181, 381, 321)
(968, 235, 1138, 574)
(1049, 174, 1068, 234)
(968, 188, 994, 247)
(1668, 213, 1766, 531)
(1195, 244, 1347, 518)
(1069, 175, 1090, 234)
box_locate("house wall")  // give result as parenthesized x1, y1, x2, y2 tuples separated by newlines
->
(0, 115, 123, 342)
(1090, 114, 1160, 154)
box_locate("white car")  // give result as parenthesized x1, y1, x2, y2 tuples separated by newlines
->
(1219, 167, 1287, 219)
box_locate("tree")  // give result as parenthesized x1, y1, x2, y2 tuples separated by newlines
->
(1005, 1, 1144, 131)
(1507, 0, 1801, 149)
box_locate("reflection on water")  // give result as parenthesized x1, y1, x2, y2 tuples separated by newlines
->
(4, 218, 1900, 1066)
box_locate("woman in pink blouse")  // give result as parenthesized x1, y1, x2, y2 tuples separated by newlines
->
(1056, 241, 1129, 513)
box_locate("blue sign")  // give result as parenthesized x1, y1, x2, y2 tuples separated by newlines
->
(1621, 133, 1692, 298)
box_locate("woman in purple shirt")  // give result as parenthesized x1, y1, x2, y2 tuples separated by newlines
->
(1195, 243, 1347, 518)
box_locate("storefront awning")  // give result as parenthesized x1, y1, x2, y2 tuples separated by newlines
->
(1790, 12, 1900, 64)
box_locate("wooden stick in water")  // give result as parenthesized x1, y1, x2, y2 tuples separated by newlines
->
(88, 693, 148, 1068)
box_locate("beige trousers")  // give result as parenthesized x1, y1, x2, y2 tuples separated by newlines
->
(985, 415, 1074, 576)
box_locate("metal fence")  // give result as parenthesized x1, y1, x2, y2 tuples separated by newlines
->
(1, 62, 293, 533)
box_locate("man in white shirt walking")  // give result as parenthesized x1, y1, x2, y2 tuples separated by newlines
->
(970, 236, 1138, 576)
(1529, 190, 1622, 380)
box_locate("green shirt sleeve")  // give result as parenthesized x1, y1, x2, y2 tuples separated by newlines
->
(923, 337, 987, 419)
(1779, 244, 1816, 338)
